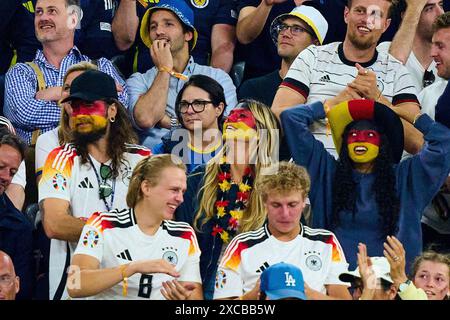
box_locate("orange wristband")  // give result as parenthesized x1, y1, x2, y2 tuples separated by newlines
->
(120, 264, 128, 297)
(159, 66, 188, 81)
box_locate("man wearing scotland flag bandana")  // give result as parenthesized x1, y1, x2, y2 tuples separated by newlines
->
(280, 98, 450, 273)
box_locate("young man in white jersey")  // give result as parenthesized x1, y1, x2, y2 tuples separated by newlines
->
(39, 70, 151, 300)
(213, 161, 351, 300)
(379, 0, 445, 93)
(272, 0, 423, 156)
(68, 154, 202, 300)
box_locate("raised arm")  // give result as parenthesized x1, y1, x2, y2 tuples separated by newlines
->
(210, 24, 236, 73)
(111, 0, 139, 51)
(236, 1, 276, 44)
(388, 0, 428, 64)
(128, 40, 172, 129)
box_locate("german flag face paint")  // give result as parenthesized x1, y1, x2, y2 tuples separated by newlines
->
(70, 100, 108, 134)
(222, 108, 257, 141)
(347, 129, 380, 163)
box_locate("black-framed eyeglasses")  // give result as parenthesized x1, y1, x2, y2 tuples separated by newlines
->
(423, 70, 435, 88)
(99, 164, 112, 200)
(276, 23, 313, 37)
(179, 100, 213, 114)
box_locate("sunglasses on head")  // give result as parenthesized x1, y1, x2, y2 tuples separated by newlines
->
(98, 164, 113, 200)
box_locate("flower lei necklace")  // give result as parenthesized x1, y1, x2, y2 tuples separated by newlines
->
(211, 157, 254, 243)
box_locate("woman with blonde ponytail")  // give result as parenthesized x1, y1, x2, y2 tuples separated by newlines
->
(69, 154, 203, 300)
(176, 99, 281, 300)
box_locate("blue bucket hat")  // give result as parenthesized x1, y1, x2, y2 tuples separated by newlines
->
(260, 262, 307, 300)
(140, 0, 198, 51)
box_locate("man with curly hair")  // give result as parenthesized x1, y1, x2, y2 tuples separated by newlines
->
(213, 161, 351, 300)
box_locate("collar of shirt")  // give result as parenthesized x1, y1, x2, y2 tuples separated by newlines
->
(34, 46, 84, 70)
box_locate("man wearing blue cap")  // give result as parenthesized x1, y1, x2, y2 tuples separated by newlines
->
(260, 262, 307, 300)
(126, 0, 237, 150)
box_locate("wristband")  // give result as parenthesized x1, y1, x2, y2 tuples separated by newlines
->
(159, 66, 188, 81)
(120, 264, 128, 297)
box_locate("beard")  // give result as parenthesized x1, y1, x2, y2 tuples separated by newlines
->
(347, 31, 375, 51)
(73, 126, 107, 145)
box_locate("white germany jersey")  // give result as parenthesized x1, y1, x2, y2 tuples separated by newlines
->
(282, 42, 419, 157)
(38, 143, 151, 300)
(74, 209, 202, 300)
(213, 224, 349, 299)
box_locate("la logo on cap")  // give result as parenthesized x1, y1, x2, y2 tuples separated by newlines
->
(285, 272, 296, 287)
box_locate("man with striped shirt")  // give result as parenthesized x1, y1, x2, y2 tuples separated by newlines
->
(4, 0, 128, 145)
(272, 0, 422, 157)
(213, 162, 351, 300)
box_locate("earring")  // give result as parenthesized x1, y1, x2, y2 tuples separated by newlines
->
(110, 116, 116, 123)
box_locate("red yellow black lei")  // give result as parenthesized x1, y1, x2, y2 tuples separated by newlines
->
(211, 160, 254, 243)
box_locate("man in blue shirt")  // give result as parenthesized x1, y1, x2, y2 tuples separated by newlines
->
(112, 0, 237, 75)
(126, 0, 237, 149)
(0, 131, 33, 300)
(4, 0, 128, 145)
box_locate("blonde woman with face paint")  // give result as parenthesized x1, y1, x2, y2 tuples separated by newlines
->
(175, 99, 280, 300)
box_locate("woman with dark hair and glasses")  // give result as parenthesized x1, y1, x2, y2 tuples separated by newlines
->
(152, 75, 226, 173)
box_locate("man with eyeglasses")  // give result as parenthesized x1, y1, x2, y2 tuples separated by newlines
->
(0, 251, 20, 300)
(272, 0, 423, 157)
(39, 70, 151, 300)
(238, 4, 328, 107)
(378, 0, 445, 93)
(126, 0, 237, 150)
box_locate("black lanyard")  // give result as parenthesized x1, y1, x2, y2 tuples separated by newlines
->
(88, 156, 116, 212)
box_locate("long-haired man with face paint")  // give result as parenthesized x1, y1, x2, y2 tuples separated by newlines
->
(38, 70, 151, 300)
(280, 99, 450, 274)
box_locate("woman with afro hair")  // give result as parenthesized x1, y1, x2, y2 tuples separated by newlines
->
(280, 98, 450, 273)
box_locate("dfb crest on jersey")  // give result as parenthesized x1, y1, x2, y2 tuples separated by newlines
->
(162, 247, 178, 265)
(305, 252, 322, 271)
(191, 0, 209, 9)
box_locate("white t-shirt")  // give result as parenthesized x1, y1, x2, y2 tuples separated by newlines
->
(213, 224, 349, 299)
(74, 210, 202, 299)
(11, 160, 26, 188)
(377, 42, 443, 93)
(283, 42, 419, 157)
(419, 80, 449, 120)
(38, 143, 151, 300)
(35, 127, 59, 176)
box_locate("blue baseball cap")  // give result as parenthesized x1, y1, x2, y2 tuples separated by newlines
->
(140, 0, 198, 51)
(260, 262, 307, 300)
